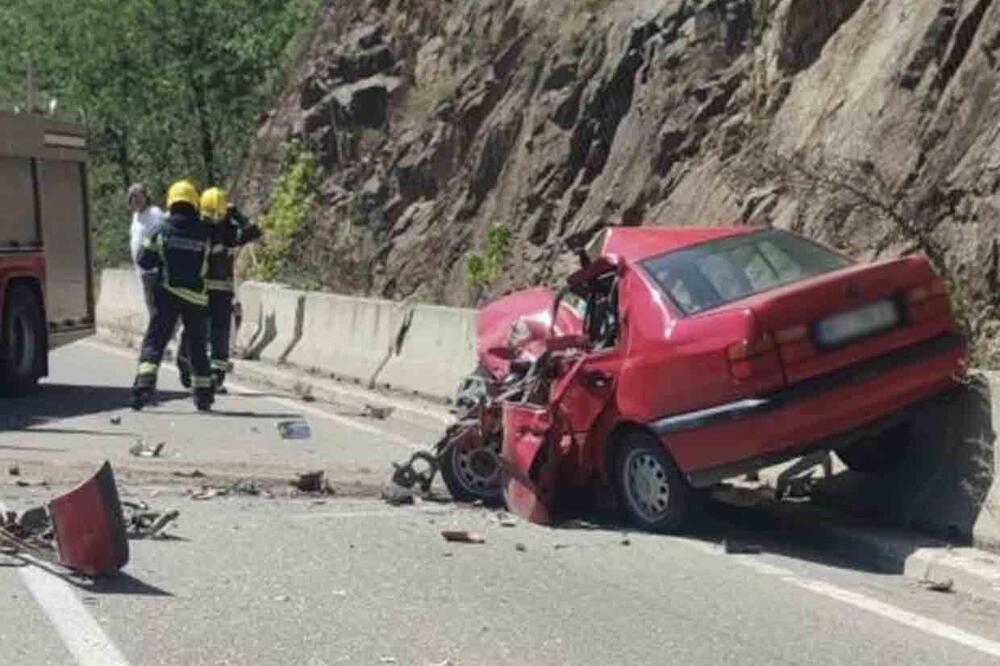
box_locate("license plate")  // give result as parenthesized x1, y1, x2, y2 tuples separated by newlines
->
(815, 300, 899, 346)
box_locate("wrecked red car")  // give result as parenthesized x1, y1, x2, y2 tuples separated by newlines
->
(435, 226, 966, 532)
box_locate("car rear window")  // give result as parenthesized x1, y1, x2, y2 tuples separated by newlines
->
(642, 230, 852, 315)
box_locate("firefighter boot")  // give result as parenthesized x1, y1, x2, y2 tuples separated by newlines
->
(177, 355, 192, 389)
(193, 376, 214, 412)
(212, 369, 228, 395)
(131, 366, 157, 411)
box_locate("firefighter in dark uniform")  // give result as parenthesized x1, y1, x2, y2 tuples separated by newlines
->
(132, 180, 215, 411)
(177, 187, 261, 393)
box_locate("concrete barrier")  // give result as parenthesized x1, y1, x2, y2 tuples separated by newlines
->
(95, 268, 148, 343)
(233, 282, 304, 364)
(286, 292, 409, 385)
(377, 303, 478, 400)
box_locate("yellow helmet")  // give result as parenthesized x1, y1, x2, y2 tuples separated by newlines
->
(200, 187, 230, 222)
(166, 180, 200, 211)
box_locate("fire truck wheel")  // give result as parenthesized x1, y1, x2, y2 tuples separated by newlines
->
(616, 431, 692, 534)
(1, 285, 45, 395)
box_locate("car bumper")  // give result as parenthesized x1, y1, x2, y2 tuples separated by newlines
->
(650, 333, 966, 487)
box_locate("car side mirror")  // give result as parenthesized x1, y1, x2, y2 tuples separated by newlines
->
(544, 334, 589, 353)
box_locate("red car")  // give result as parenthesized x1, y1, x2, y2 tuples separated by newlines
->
(442, 226, 966, 532)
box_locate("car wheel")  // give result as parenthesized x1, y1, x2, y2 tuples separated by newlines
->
(616, 431, 692, 533)
(0, 285, 45, 395)
(440, 430, 504, 504)
(836, 423, 912, 474)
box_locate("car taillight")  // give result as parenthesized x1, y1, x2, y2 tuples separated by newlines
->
(906, 277, 950, 323)
(774, 324, 817, 364)
(727, 333, 783, 391)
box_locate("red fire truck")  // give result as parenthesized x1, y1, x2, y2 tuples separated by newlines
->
(0, 112, 94, 394)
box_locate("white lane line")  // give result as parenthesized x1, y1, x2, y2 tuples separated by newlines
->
(83, 339, 423, 451)
(680, 537, 1000, 659)
(789, 578, 1000, 658)
(0, 503, 130, 666)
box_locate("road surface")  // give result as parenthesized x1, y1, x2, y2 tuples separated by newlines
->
(1, 339, 1000, 665)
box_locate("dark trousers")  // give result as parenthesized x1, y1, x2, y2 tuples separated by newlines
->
(134, 286, 212, 405)
(139, 270, 158, 315)
(178, 290, 234, 381)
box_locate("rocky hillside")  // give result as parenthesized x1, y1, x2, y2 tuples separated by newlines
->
(237, 0, 1000, 362)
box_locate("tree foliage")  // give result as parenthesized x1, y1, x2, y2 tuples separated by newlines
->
(0, 0, 322, 268)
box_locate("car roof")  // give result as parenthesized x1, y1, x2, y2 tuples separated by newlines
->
(596, 226, 760, 262)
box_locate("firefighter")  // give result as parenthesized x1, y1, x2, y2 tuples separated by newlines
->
(177, 187, 261, 393)
(132, 180, 215, 411)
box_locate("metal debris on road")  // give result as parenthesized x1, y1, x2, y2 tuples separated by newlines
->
(14, 478, 48, 487)
(277, 420, 312, 440)
(361, 403, 395, 420)
(122, 501, 180, 539)
(919, 577, 955, 593)
(7, 464, 19, 476)
(515, 542, 526, 552)
(273, 594, 291, 602)
(378, 657, 397, 664)
(110, 415, 122, 425)
(441, 530, 486, 544)
(620, 537, 632, 546)
(391, 451, 439, 494)
(191, 487, 224, 501)
(723, 540, 764, 555)
(382, 484, 416, 506)
(173, 469, 206, 479)
(129, 439, 166, 458)
(294, 470, 333, 494)
(554, 543, 570, 550)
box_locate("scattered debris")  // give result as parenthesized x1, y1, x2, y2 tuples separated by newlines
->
(382, 484, 416, 506)
(515, 542, 526, 552)
(109, 415, 122, 426)
(7, 464, 19, 477)
(273, 594, 291, 602)
(361, 403, 395, 420)
(301, 392, 316, 403)
(332, 589, 348, 598)
(723, 540, 763, 555)
(441, 530, 485, 544)
(191, 488, 224, 501)
(919, 577, 955, 593)
(173, 469, 206, 479)
(14, 478, 48, 488)
(428, 660, 453, 666)
(500, 518, 517, 528)
(378, 657, 397, 664)
(277, 420, 312, 440)
(294, 471, 333, 494)
(129, 439, 166, 458)
(554, 543, 570, 550)
(391, 451, 439, 493)
(122, 501, 180, 539)
(620, 537, 632, 546)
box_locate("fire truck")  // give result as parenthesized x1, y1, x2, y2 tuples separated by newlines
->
(0, 112, 94, 394)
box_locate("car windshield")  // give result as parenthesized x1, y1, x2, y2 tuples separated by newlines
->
(641, 229, 852, 315)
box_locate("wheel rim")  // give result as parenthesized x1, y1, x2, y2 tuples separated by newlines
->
(10, 310, 35, 377)
(452, 433, 502, 497)
(623, 450, 671, 523)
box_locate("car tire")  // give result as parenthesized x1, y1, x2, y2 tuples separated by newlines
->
(440, 430, 504, 504)
(836, 423, 912, 474)
(0, 285, 45, 395)
(615, 431, 692, 533)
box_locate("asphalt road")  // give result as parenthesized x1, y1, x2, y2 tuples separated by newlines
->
(2, 339, 1000, 665)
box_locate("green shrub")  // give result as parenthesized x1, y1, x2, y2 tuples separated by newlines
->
(252, 142, 319, 281)
(466, 224, 513, 290)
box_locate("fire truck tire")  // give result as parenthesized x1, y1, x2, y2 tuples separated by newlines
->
(616, 431, 692, 533)
(1, 285, 45, 395)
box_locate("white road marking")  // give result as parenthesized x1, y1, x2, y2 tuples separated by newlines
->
(789, 577, 1000, 658)
(83, 339, 423, 451)
(679, 538, 1000, 659)
(0, 503, 129, 666)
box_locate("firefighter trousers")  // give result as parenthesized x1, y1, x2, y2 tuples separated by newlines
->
(178, 290, 233, 388)
(133, 286, 213, 410)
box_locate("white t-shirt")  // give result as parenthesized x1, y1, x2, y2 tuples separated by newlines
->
(130, 205, 164, 267)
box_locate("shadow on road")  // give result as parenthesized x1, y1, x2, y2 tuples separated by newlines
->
(80, 571, 173, 597)
(0, 383, 189, 431)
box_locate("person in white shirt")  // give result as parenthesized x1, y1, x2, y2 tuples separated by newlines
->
(127, 183, 165, 313)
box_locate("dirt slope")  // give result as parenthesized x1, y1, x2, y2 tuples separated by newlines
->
(237, 0, 999, 361)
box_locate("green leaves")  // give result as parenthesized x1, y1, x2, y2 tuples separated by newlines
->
(0, 0, 322, 269)
(466, 224, 513, 291)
